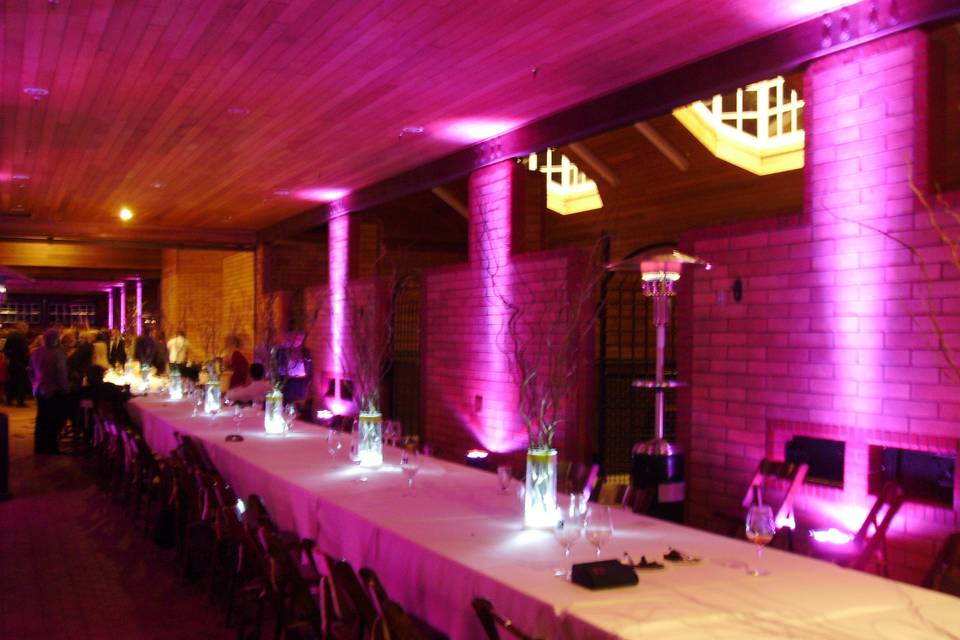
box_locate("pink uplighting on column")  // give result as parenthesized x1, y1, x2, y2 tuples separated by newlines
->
(435, 118, 518, 143)
(107, 289, 114, 329)
(328, 215, 350, 376)
(119, 285, 127, 333)
(135, 279, 143, 336)
(468, 162, 526, 454)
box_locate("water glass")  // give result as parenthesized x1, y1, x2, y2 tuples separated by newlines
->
(584, 505, 614, 558)
(496, 465, 512, 495)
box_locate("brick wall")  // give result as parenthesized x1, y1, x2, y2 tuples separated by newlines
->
(221, 252, 255, 357)
(423, 161, 594, 465)
(161, 248, 254, 361)
(681, 31, 960, 583)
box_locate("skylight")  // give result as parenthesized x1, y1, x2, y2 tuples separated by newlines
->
(525, 148, 603, 215)
(673, 76, 804, 175)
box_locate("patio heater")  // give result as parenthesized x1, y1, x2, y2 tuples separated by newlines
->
(610, 246, 710, 523)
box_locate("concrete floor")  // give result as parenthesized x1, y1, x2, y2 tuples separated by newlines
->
(0, 402, 232, 640)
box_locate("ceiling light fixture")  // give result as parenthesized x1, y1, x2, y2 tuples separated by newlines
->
(119, 207, 134, 221)
(295, 187, 347, 202)
(400, 125, 424, 136)
(151, 181, 166, 189)
(23, 87, 49, 99)
(11, 174, 30, 181)
(273, 189, 290, 197)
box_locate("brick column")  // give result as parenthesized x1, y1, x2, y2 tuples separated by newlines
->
(683, 30, 959, 583)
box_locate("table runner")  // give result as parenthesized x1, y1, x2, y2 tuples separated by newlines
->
(129, 397, 960, 639)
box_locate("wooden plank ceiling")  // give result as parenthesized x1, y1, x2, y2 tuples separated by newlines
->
(1, 0, 850, 240)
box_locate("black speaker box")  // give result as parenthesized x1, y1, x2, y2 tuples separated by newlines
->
(570, 560, 638, 590)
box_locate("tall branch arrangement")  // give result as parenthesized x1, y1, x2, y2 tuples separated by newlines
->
(338, 270, 401, 414)
(255, 289, 283, 388)
(828, 163, 960, 382)
(477, 197, 607, 451)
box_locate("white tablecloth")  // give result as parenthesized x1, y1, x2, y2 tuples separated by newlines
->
(128, 397, 960, 639)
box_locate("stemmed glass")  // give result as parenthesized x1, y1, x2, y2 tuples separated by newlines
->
(400, 448, 421, 496)
(745, 504, 776, 576)
(584, 505, 614, 558)
(327, 427, 343, 458)
(231, 402, 243, 436)
(283, 404, 297, 433)
(192, 391, 203, 417)
(496, 465, 512, 495)
(554, 494, 584, 578)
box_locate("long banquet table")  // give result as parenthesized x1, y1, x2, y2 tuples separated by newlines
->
(129, 396, 960, 639)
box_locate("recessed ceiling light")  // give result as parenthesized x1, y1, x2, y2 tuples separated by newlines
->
(273, 189, 290, 197)
(11, 174, 30, 181)
(401, 125, 425, 135)
(227, 106, 250, 116)
(295, 187, 347, 202)
(119, 207, 134, 221)
(23, 87, 49, 99)
(151, 181, 166, 189)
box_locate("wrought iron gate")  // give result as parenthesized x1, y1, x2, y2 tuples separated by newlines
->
(597, 270, 677, 477)
(388, 275, 422, 438)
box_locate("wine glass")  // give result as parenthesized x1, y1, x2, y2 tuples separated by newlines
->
(400, 449, 421, 496)
(192, 393, 203, 417)
(232, 403, 243, 434)
(327, 427, 343, 458)
(284, 404, 297, 433)
(553, 495, 584, 578)
(496, 465, 512, 495)
(745, 504, 776, 576)
(584, 505, 614, 558)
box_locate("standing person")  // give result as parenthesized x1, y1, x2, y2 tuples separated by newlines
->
(225, 335, 250, 390)
(31, 329, 69, 455)
(92, 331, 110, 369)
(167, 330, 190, 368)
(278, 331, 311, 402)
(3, 322, 31, 407)
(153, 328, 169, 374)
(133, 327, 157, 368)
(108, 328, 127, 368)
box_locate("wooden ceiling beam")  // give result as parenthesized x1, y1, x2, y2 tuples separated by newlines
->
(259, 0, 959, 243)
(0, 220, 255, 250)
(633, 122, 690, 172)
(430, 187, 470, 219)
(566, 142, 621, 187)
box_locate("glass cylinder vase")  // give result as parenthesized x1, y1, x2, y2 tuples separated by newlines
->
(203, 378, 221, 414)
(357, 411, 383, 467)
(524, 448, 559, 528)
(264, 389, 286, 435)
(169, 368, 183, 400)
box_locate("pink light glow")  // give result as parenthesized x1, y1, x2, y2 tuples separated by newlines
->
(466, 162, 529, 454)
(323, 395, 355, 416)
(435, 118, 518, 143)
(135, 279, 143, 336)
(328, 216, 349, 376)
(295, 187, 348, 202)
(107, 289, 114, 330)
(119, 285, 127, 333)
(810, 527, 854, 545)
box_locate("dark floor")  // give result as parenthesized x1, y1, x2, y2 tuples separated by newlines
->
(0, 403, 232, 640)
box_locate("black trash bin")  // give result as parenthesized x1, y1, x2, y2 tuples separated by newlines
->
(631, 438, 684, 523)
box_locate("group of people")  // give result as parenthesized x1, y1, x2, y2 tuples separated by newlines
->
(0, 322, 315, 454)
